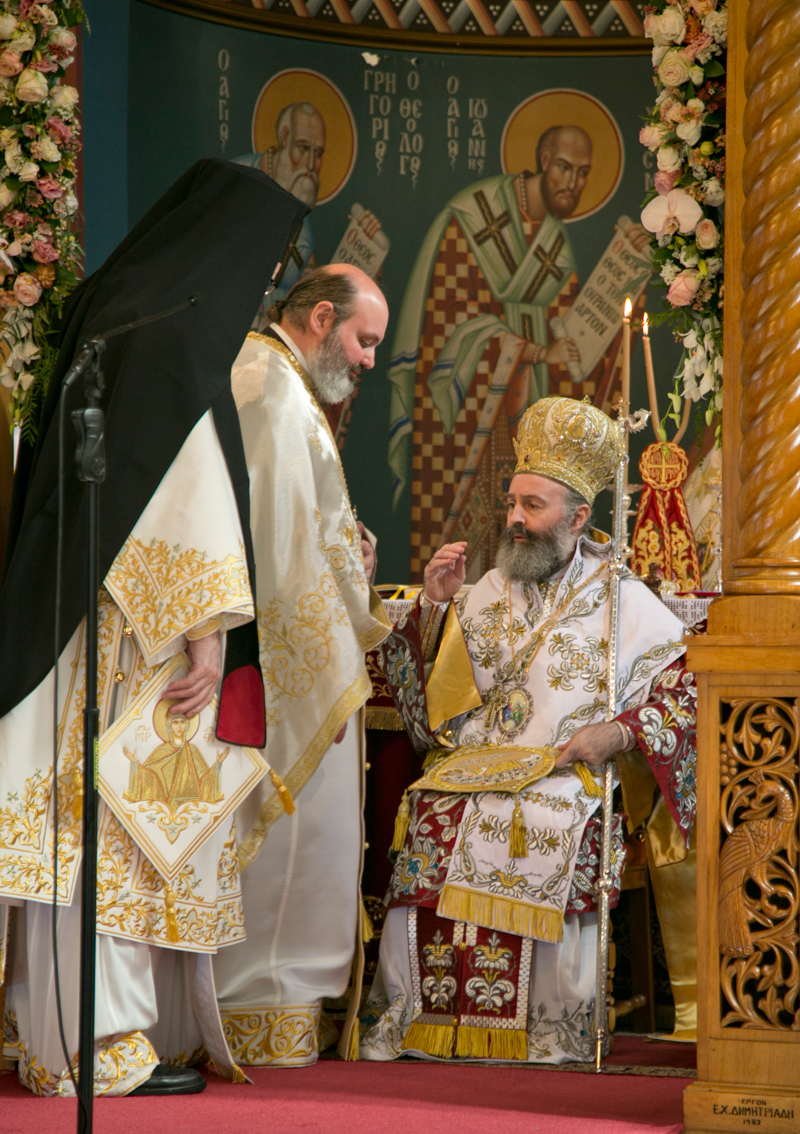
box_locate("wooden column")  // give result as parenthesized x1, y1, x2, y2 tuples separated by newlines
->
(684, 2, 800, 1131)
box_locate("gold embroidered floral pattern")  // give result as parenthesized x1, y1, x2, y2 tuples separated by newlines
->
(106, 536, 251, 656)
(17, 1031, 157, 1097)
(223, 1006, 320, 1066)
(258, 576, 338, 709)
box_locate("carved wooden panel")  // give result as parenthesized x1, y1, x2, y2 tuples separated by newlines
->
(718, 697, 799, 1030)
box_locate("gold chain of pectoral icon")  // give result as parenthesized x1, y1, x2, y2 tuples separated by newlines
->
(482, 563, 608, 739)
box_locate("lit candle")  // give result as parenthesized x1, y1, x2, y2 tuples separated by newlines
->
(622, 297, 632, 417)
(642, 313, 663, 439)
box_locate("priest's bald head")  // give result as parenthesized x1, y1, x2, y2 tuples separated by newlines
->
(269, 264, 389, 404)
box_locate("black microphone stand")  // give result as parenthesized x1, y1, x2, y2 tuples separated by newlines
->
(59, 295, 198, 1133)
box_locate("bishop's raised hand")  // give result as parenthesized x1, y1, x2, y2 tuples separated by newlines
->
(423, 541, 467, 605)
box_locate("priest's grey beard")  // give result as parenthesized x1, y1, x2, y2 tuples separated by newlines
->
(496, 520, 577, 585)
(307, 329, 360, 404)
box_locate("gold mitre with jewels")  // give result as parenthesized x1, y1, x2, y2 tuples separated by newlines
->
(512, 397, 622, 506)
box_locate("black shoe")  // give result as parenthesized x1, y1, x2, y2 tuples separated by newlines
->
(130, 1064, 207, 1096)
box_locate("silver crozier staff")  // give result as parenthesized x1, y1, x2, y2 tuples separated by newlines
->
(593, 403, 649, 1072)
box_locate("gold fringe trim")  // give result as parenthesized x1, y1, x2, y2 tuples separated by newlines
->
(365, 705, 404, 731)
(574, 761, 603, 798)
(344, 1018, 360, 1061)
(163, 882, 180, 944)
(438, 885, 563, 944)
(510, 796, 528, 858)
(231, 1063, 247, 1084)
(391, 790, 410, 853)
(401, 1020, 455, 1058)
(361, 900, 375, 944)
(268, 768, 295, 815)
(455, 1025, 528, 1061)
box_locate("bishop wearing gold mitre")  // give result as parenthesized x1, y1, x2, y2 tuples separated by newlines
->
(360, 397, 697, 1064)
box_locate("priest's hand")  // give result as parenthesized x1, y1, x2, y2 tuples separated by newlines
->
(357, 521, 376, 584)
(164, 630, 222, 718)
(554, 721, 624, 770)
(423, 542, 467, 604)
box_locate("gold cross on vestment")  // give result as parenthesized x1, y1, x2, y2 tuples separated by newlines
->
(522, 231, 565, 303)
(473, 190, 517, 276)
(483, 683, 508, 732)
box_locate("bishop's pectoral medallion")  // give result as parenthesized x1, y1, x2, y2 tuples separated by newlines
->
(483, 678, 533, 740)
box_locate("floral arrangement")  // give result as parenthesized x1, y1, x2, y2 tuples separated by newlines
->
(0, 0, 85, 437)
(638, 0, 727, 443)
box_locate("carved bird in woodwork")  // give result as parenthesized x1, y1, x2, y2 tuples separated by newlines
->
(718, 772, 794, 958)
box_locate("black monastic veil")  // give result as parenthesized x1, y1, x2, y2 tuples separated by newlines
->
(0, 158, 308, 733)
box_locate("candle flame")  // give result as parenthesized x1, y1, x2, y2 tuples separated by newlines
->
(642, 312, 649, 336)
(624, 297, 633, 319)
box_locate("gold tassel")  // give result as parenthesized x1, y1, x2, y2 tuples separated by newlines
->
(345, 1020, 360, 1061)
(401, 1020, 455, 1058)
(391, 790, 410, 853)
(231, 1063, 247, 1084)
(455, 1025, 490, 1058)
(438, 884, 563, 943)
(163, 882, 181, 944)
(489, 1027, 529, 1061)
(361, 900, 375, 944)
(269, 768, 295, 815)
(509, 796, 528, 858)
(574, 761, 603, 798)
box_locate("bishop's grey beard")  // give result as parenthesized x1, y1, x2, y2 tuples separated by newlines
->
(495, 520, 577, 585)
(307, 329, 361, 404)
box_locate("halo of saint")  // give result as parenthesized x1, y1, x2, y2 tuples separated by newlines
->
(501, 88, 624, 222)
(251, 68, 357, 205)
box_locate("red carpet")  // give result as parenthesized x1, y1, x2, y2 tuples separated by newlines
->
(0, 1039, 692, 1134)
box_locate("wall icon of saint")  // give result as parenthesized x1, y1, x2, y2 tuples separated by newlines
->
(235, 68, 357, 303)
(387, 89, 645, 580)
(123, 699, 229, 834)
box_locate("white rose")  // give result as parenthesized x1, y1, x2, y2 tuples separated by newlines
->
(695, 217, 720, 249)
(18, 160, 39, 182)
(676, 119, 702, 145)
(33, 136, 59, 162)
(657, 145, 683, 172)
(679, 245, 699, 267)
(704, 177, 725, 206)
(10, 29, 35, 54)
(0, 127, 16, 148)
(652, 44, 668, 68)
(15, 68, 48, 104)
(658, 6, 685, 43)
(704, 9, 727, 44)
(690, 65, 704, 85)
(0, 15, 17, 39)
(658, 48, 692, 88)
(49, 27, 77, 51)
(50, 83, 78, 112)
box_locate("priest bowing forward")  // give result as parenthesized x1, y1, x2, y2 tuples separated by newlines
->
(361, 397, 696, 1064)
(214, 265, 391, 1067)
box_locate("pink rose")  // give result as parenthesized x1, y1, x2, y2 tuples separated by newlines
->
(4, 209, 27, 228)
(695, 217, 720, 249)
(655, 169, 680, 195)
(13, 271, 42, 306)
(32, 238, 58, 263)
(46, 115, 71, 143)
(685, 31, 713, 62)
(667, 269, 701, 307)
(36, 175, 63, 199)
(639, 123, 666, 151)
(0, 51, 22, 76)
